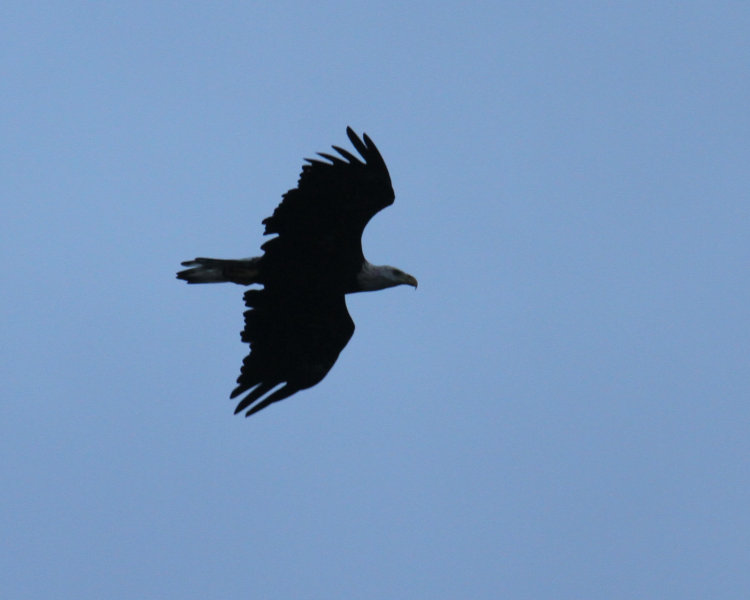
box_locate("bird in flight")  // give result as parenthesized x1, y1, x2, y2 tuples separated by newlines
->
(177, 127, 417, 418)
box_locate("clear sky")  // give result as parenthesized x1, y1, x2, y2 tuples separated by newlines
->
(3, 2, 749, 598)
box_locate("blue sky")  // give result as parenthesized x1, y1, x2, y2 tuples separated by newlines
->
(3, 2, 749, 598)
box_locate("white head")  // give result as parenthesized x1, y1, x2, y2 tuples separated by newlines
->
(356, 260, 418, 292)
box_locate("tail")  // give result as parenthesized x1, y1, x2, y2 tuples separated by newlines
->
(176, 257, 261, 285)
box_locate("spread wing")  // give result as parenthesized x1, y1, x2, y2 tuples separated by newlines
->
(259, 126, 395, 287)
(231, 288, 354, 417)
(231, 128, 391, 416)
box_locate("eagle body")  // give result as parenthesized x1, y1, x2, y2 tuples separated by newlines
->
(178, 128, 416, 418)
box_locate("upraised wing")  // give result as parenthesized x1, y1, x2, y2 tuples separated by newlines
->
(259, 126, 395, 289)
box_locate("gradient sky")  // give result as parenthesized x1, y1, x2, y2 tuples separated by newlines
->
(3, 2, 749, 599)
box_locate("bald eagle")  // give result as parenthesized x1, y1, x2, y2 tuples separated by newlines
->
(177, 127, 417, 418)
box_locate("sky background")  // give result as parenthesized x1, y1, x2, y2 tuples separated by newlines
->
(3, 2, 749, 598)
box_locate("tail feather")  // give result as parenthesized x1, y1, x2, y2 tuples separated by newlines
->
(177, 257, 261, 285)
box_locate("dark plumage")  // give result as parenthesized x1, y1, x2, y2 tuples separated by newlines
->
(178, 128, 417, 417)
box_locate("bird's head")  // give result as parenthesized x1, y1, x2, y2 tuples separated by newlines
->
(357, 262, 418, 292)
(387, 266, 418, 290)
